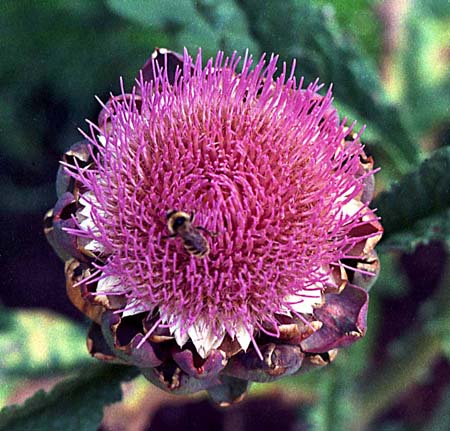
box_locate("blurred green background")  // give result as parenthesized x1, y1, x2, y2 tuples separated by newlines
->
(1, 1, 449, 430)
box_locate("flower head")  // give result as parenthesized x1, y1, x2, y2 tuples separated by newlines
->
(45, 48, 382, 403)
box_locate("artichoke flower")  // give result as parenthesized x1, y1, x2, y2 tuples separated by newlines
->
(45, 48, 383, 405)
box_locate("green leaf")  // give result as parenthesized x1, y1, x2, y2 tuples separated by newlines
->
(0, 0, 167, 213)
(195, 0, 260, 55)
(314, 0, 382, 60)
(0, 308, 92, 377)
(106, 0, 201, 27)
(399, 5, 450, 137)
(239, 0, 422, 176)
(375, 147, 450, 251)
(0, 364, 139, 431)
(378, 209, 450, 252)
(106, 0, 219, 54)
(105, 0, 259, 58)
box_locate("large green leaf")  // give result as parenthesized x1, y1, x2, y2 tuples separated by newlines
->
(399, 3, 450, 137)
(378, 209, 450, 252)
(0, 0, 163, 160)
(0, 0, 167, 214)
(0, 364, 139, 431)
(0, 308, 92, 377)
(315, 0, 382, 61)
(239, 0, 422, 176)
(106, 0, 259, 58)
(375, 147, 450, 251)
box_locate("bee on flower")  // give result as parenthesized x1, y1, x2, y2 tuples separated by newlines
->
(45, 48, 382, 404)
(164, 210, 216, 258)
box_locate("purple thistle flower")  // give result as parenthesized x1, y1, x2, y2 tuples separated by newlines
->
(45, 48, 382, 402)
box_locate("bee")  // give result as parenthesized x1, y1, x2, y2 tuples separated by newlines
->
(165, 210, 216, 258)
